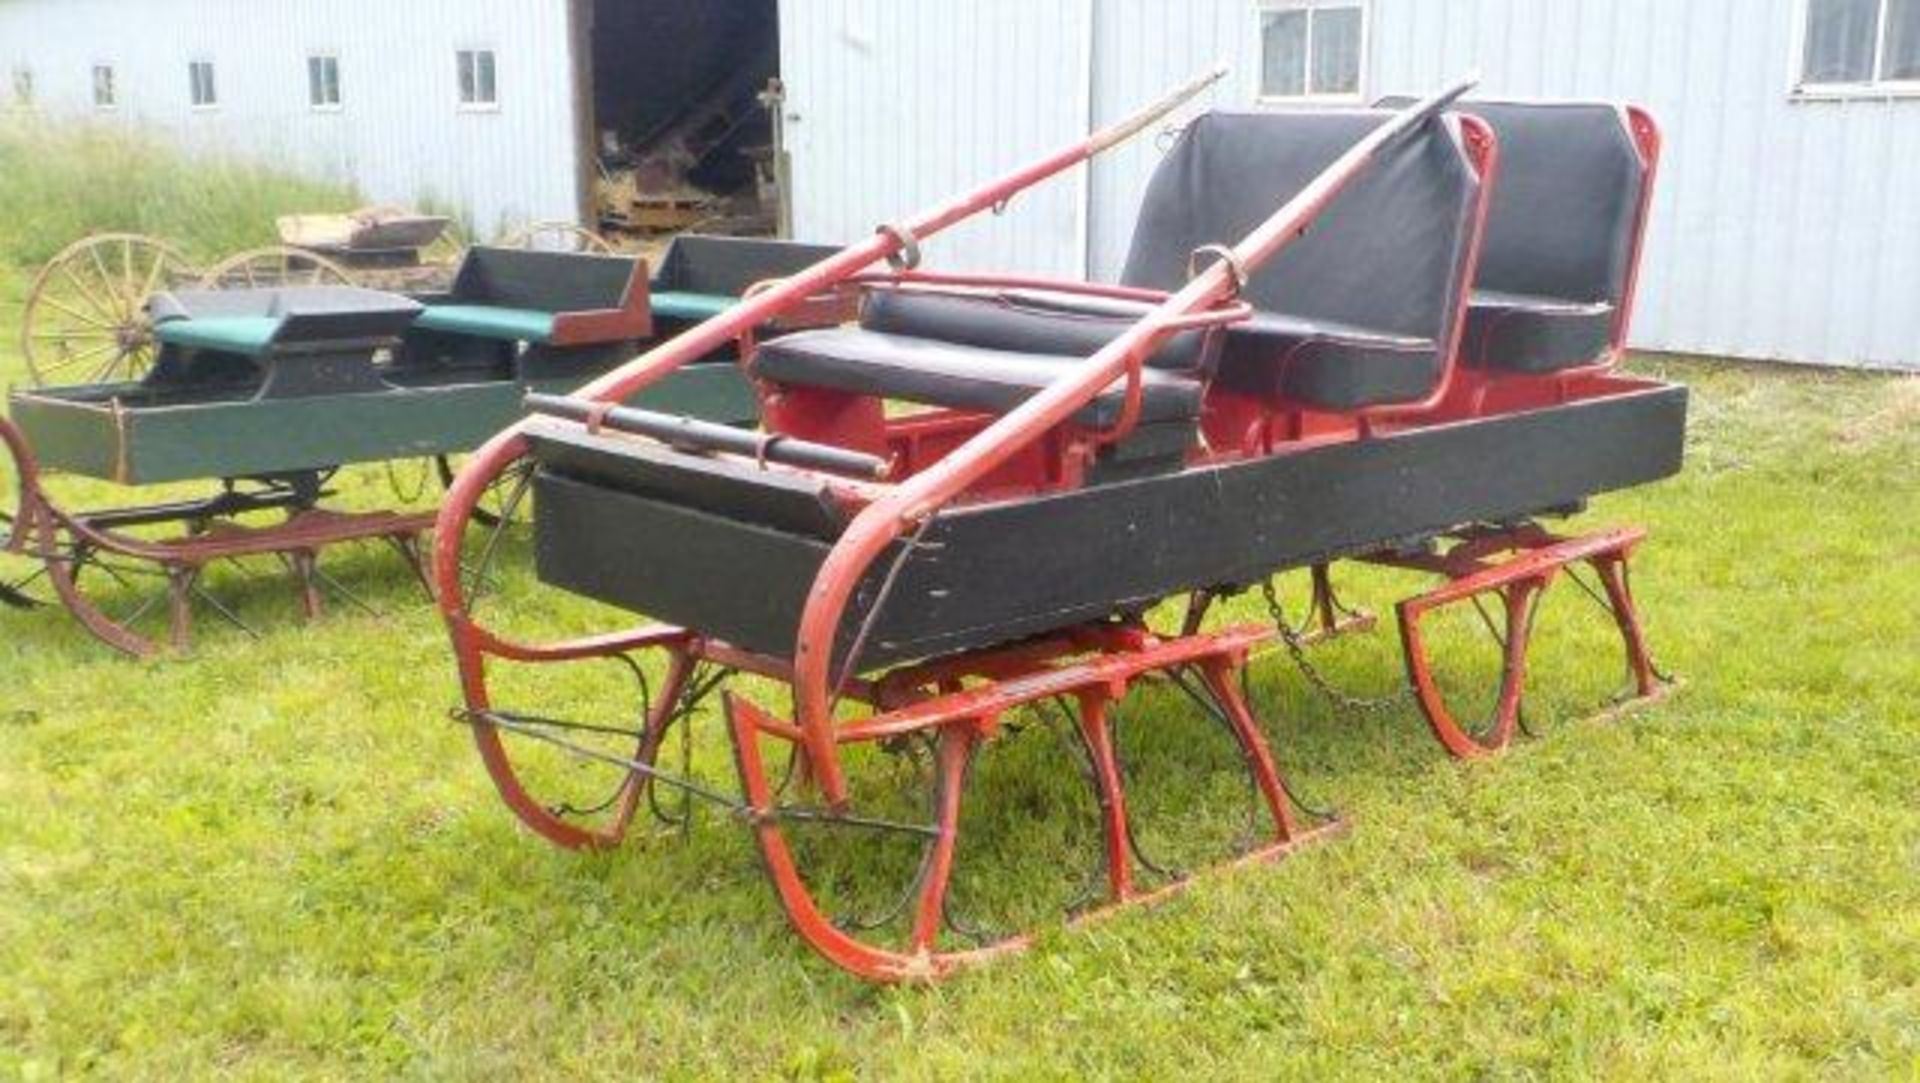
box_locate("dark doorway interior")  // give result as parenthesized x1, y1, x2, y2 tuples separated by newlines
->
(587, 0, 782, 236)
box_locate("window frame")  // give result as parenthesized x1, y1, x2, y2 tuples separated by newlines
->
(1790, 0, 1920, 100)
(188, 58, 219, 110)
(92, 62, 118, 110)
(1255, 0, 1368, 104)
(308, 52, 343, 111)
(455, 47, 499, 112)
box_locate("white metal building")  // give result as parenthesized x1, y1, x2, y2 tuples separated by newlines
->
(0, 0, 779, 239)
(778, 0, 1920, 370)
(0, 0, 588, 235)
(4, 0, 1917, 369)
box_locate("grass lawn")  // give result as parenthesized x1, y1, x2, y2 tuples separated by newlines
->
(2, 124, 1918, 1079)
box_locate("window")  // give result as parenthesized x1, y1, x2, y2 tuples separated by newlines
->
(1798, 0, 1920, 91)
(92, 64, 116, 109)
(456, 49, 497, 108)
(11, 66, 32, 107)
(189, 60, 217, 108)
(308, 54, 341, 108)
(1259, 1, 1365, 99)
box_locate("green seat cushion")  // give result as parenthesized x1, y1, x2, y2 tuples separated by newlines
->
(416, 304, 556, 343)
(650, 290, 734, 322)
(154, 316, 279, 358)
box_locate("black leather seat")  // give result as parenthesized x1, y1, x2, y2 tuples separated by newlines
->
(1385, 98, 1649, 373)
(753, 108, 1484, 420)
(1461, 290, 1615, 375)
(753, 327, 1203, 428)
(754, 284, 1210, 427)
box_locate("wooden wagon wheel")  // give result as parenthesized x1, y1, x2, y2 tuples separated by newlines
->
(198, 245, 360, 290)
(499, 221, 616, 254)
(21, 233, 195, 386)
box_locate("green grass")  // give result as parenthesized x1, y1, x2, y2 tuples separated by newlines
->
(2, 139, 1918, 1078)
(0, 118, 358, 268)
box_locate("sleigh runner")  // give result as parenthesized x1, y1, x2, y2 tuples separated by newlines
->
(436, 71, 1685, 981)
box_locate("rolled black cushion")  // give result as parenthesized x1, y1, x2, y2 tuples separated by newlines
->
(860, 287, 1213, 372)
(1463, 290, 1615, 374)
(1207, 311, 1438, 410)
(752, 327, 1203, 428)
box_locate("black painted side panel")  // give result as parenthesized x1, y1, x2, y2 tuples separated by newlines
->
(534, 383, 1687, 668)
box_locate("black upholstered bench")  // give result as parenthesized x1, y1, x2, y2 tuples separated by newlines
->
(147, 286, 422, 400)
(751, 107, 1485, 426)
(1383, 97, 1654, 374)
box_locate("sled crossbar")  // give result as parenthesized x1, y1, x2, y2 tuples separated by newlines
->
(523, 393, 891, 479)
(824, 625, 1275, 744)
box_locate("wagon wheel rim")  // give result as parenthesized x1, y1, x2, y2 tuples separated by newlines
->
(198, 245, 360, 290)
(437, 454, 532, 532)
(21, 233, 194, 387)
(498, 221, 616, 255)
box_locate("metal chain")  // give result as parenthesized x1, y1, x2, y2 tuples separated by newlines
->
(1260, 578, 1410, 718)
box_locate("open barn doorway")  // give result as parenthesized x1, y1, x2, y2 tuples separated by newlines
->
(581, 0, 785, 241)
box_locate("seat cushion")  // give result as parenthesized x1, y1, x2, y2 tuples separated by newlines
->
(415, 304, 556, 343)
(650, 290, 735, 323)
(1207, 310, 1440, 411)
(153, 316, 280, 358)
(753, 328, 1203, 428)
(861, 288, 1211, 372)
(1463, 290, 1615, 373)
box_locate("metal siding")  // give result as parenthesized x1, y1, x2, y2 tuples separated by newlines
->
(1093, 0, 1920, 369)
(1362, 0, 1920, 369)
(0, 0, 582, 238)
(777, 0, 1091, 275)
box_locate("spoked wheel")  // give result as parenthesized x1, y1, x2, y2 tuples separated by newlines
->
(437, 454, 533, 531)
(439, 450, 546, 620)
(198, 245, 359, 290)
(21, 233, 195, 386)
(499, 221, 616, 254)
